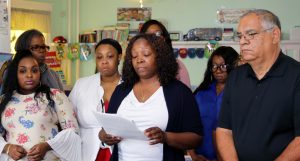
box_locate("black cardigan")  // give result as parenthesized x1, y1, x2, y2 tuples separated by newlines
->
(108, 80, 203, 161)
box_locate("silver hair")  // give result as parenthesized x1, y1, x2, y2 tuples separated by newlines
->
(240, 9, 281, 31)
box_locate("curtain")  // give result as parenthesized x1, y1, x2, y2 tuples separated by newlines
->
(10, 8, 51, 53)
(11, 8, 51, 33)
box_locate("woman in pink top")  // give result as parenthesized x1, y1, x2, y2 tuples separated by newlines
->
(140, 19, 191, 89)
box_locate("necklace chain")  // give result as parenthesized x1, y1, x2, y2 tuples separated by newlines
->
(139, 83, 146, 102)
(137, 80, 160, 102)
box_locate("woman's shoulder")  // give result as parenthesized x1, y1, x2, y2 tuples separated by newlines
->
(46, 68, 60, 77)
(162, 79, 192, 99)
(114, 82, 132, 94)
(110, 83, 133, 101)
(164, 79, 191, 91)
(76, 73, 99, 83)
(50, 88, 64, 93)
(73, 73, 100, 89)
(49, 88, 66, 97)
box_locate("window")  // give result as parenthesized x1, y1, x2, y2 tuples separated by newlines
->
(10, 0, 52, 53)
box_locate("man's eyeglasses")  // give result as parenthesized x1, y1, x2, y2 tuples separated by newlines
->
(234, 27, 274, 42)
(211, 64, 229, 72)
(30, 45, 50, 51)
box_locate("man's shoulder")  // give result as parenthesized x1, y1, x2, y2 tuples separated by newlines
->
(280, 54, 300, 76)
(282, 54, 300, 68)
(229, 64, 249, 78)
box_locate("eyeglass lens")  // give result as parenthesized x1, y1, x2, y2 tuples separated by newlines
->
(31, 45, 50, 51)
(212, 64, 227, 72)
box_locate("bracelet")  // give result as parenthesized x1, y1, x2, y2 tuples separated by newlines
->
(6, 144, 11, 155)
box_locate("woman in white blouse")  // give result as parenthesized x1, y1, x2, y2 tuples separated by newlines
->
(0, 50, 80, 161)
(69, 38, 122, 161)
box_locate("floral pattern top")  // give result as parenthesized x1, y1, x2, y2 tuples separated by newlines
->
(0, 89, 79, 160)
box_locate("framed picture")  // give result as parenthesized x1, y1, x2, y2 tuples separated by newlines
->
(117, 7, 151, 22)
(169, 32, 182, 41)
(217, 8, 253, 24)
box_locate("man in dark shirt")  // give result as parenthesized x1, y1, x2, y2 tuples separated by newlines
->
(216, 9, 300, 161)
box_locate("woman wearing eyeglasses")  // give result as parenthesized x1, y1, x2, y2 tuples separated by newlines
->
(15, 29, 64, 91)
(188, 46, 238, 161)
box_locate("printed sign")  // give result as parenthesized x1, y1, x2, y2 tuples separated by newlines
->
(117, 7, 151, 21)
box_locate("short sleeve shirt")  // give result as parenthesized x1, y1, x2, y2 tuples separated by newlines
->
(218, 52, 300, 161)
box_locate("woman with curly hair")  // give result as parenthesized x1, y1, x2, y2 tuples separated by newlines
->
(188, 46, 239, 161)
(0, 50, 80, 161)
(99, 34, 202, 161)
(140, 19, 191, 88)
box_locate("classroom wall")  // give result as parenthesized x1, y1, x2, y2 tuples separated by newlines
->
(34, 0, 300, 87)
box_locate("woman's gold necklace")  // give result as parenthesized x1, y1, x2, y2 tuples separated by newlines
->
(139, 83, 146, 102)
(138, 81, 159, 102)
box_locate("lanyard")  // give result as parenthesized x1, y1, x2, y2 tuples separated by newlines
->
(96, 98, 105, 113)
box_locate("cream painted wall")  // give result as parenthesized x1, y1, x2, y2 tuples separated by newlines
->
(35, 0, 300, 87)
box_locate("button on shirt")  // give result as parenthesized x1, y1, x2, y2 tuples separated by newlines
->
(218, 52, 300, 161)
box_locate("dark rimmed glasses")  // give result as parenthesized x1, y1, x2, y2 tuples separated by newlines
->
(30, 45, 50, 51)
(211, 64, 229, 72)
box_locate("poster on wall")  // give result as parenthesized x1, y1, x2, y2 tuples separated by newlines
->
(0, 0, 9, 35)
(0, 0, 10, 53)
(217, 8, 253, 24)
(117, 7, 151, 21)
(45, 51, 67, 85)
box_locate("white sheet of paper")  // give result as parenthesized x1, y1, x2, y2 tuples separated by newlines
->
(93, 112, 148, 140)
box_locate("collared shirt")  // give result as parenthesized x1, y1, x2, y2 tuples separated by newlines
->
(218, 52, 300, 161)
(194, 82, 223, 160)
